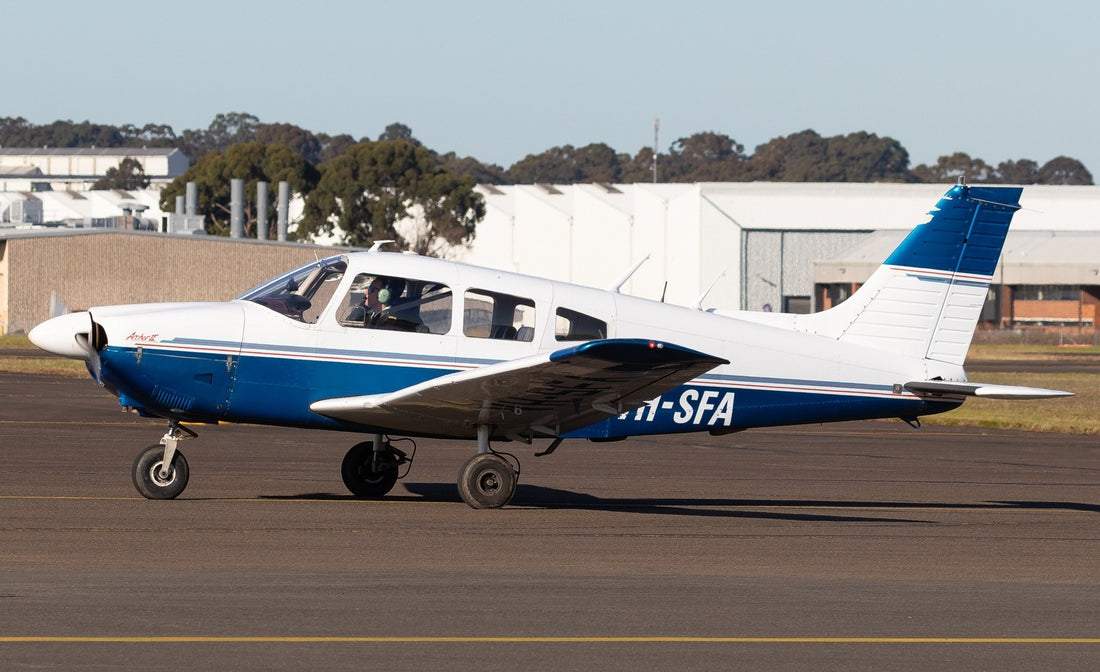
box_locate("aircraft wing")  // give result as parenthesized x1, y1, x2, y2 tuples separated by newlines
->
(904, 380, 1074, 400)
(310, 339, 728, 438)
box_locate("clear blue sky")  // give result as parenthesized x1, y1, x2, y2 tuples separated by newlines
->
(8, 0, 1099, 175)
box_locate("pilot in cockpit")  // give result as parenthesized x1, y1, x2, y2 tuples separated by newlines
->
(346, 275, 419, 331)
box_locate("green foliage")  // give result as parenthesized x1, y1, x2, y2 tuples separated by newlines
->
(662, 132, 748, 181)
(434, 152, 507, 185)
(1036, 156, 1093, 185)
(378, 122, 419, 144)
(745, 130, 911, 182)
(299, 140, 484, 253)
(620, 146, 657, 183)
(505, 143, 626, 184)
(159, 142, 319, 236)
(0, 116, 175, 148)
(911, 153, 1094, 185)
(994, 158, 1039, 184)
(911, 152, 994, 183)
(3, 114, 1095, 191)
(91, 157, 151, 190)
(90, 157, 151, 189)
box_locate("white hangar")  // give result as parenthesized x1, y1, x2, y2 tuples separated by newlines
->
(465, 183, 1100, 324)
(0, 147, 188, 192)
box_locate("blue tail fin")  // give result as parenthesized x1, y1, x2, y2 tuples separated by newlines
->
(802, 185, 1022, 364)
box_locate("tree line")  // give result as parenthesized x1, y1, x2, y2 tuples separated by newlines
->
(3, 113, 1092, 186)
(1, 113, 1093, 249)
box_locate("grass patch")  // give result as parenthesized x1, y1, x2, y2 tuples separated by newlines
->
(0, 334, 33, 348)
(0, 357, 88, 377)
(1, 334, 87, 376)
(966, 343, 1099, 362)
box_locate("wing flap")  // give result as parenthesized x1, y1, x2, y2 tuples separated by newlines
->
(904, 380, 1074, 400)
(310, 339, 727, 438)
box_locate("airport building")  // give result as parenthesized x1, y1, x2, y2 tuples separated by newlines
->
(0, 147, 188, 192)
(468, 183, 1100, 341)
(2, 182, 1099, 343)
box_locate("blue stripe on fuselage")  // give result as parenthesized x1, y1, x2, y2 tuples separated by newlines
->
(97, 344, 957, 436)
(564, 386, 957, 439)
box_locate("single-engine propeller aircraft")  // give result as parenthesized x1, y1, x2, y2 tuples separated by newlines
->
(30, 184, 1072, 508)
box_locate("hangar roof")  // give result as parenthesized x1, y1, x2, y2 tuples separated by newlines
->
(0, 147, 183, 157)
(478, 182, 1100, 233)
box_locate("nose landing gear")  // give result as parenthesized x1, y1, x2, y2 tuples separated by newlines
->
(132, 421, 195, 499)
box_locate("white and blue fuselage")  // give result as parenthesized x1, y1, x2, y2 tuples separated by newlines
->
(82, 251, 958, 439)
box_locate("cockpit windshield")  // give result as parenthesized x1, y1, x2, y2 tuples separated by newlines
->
(237, 255, 348, 323)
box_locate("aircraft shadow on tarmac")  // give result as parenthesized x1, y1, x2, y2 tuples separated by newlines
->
(259, 486, 1100, 521)
(258, 484, 939, 523)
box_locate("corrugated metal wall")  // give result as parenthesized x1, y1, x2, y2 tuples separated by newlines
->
(4, 232, 343, 334)
(742, 231, 869, 312)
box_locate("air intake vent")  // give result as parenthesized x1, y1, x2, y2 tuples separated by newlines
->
(152, 386, 195, 412)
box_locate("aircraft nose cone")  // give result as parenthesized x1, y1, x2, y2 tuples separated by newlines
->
(28, 311, 94, 360)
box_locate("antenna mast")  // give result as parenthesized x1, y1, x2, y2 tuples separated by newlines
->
(652, 117, 659, 183)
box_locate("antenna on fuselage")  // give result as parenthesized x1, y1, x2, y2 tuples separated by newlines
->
(606, 253, 651, 293)
(368, 240, 396, 252)
(691, 271, 727, 311)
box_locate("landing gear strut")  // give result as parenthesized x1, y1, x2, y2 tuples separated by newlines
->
(132, 421, 194, 499)
(341, 434, 408, 498)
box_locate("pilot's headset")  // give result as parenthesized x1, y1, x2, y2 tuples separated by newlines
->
(375, 277, 404, 306)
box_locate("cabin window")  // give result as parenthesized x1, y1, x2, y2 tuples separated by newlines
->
(554, 307, 607, 341)
(463, 289, 535, 341)
(336, 272, 452, 334)
(238, 256, 347, 324)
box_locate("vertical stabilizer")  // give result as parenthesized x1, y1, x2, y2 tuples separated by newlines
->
(804, 185, 1022, 365)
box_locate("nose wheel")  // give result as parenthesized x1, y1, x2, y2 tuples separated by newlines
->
(132, 421, 195, 500)
(132, 444, 190, 499)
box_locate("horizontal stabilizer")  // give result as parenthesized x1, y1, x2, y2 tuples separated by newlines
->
(904, 380, 1074, 400)
(310, 339, 727, 438)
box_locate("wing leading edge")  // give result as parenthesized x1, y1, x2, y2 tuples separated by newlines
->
(310, 339, 728, 439)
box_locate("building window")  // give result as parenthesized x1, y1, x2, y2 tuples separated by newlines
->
(1012, 285, 1079, 301)
(783, 296, 811, 314)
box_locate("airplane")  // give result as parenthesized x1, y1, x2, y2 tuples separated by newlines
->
(28, 183, 1073, 508)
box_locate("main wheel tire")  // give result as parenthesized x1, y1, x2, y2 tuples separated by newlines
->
(341, 441, 399, 498)
(457, 453, 517, 509)
(132, 444, 190, 500)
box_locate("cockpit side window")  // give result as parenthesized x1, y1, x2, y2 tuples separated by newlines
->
(336, 272, 452, 334)
(555, 307, 607, 341)
(238, 256, 346, 324)
(464, 289, 535, 341)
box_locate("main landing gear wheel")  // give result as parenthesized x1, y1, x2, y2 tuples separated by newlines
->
(341, 441, 402, 498)
(132, 443, 190, 500)
(458, 453, 517, 509)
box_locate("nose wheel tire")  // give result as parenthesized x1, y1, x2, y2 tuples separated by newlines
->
(132, 444, 190, 500)
(341, 441, 400, 498)
(458, 453, 517, 509)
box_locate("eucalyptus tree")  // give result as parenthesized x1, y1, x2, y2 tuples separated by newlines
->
(299, 140, 485, 255)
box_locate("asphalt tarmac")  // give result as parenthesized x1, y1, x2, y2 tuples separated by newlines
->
(1, 373, 1098, 671)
